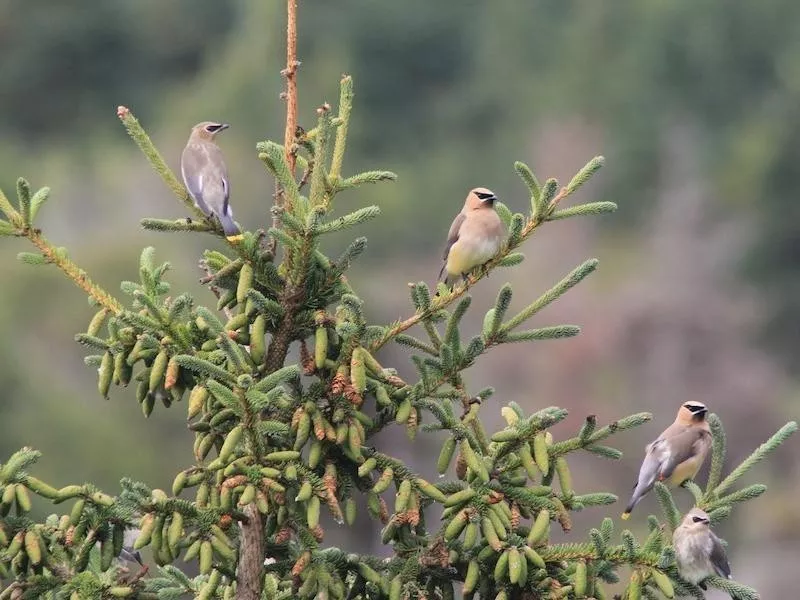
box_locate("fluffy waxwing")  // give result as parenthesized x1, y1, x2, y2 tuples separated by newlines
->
(181, 121, 243, 242)
(439, 188, 505, 286)
(621, 401, 712, 519)
(673, 508, 732, 589)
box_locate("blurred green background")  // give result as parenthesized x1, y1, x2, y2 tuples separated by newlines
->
(1, 0, 798, 595)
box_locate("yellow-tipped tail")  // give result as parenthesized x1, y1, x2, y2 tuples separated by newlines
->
(621, 512, 631, 520)
(226, 234, 244, 243)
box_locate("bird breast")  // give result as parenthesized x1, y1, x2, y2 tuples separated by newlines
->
(675, 533, 714, 583)
(470, 235, 502, 263)
(667, 451, 704, 486)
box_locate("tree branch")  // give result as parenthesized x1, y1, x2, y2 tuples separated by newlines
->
(237, 505, 265, 600)
(270, 0, 300, 256)
(27, 230, 122, 314)
(239, 7, 299, 585)
(284, 0, 299, 177)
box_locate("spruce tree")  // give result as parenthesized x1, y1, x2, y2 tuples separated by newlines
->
(0, 3, 795, 600)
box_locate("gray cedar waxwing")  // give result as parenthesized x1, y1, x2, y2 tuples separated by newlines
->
(118, 527, 144, 567)
(439, 187, 505, 286)
(621, 401, 712, 519)
(673, 508, 732, 589)
(181, 121, 243, 242)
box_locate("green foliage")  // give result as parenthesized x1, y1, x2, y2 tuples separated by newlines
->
(613, 416, 796, 600)
(5, 0, 800, 375)
(0, 11, 796, 600)
(0, 1, 235, 139)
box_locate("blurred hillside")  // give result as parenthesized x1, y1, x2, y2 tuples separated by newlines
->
(0, 0, 798, 595)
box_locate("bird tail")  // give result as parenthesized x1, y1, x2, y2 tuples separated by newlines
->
(434, 265, 450, 297)
(219, 212, 243, 242)
(621, 486, 644, 519)
(621, 497, 637, 519)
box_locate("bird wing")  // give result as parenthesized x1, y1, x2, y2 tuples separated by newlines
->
(181, 143, 230, 216)
(631, 425, 699, 490)
(181, 144, 212, 215)
(659, 428, 711, 480)
(632, 438, 672, 492)
(439, 212, 466, 279)
(442, 213, 465, 261)
(221, 171, 231, 213)
(119, 546, 144, 566)
(214, 145, 231, 211)
(709, 534, 732, 579)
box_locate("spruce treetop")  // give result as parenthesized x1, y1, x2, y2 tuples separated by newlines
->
(0, 3, 795, 600)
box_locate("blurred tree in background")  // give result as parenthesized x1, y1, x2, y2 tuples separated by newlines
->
(1, 0, 799, 595)
(0, 0, 235, 139)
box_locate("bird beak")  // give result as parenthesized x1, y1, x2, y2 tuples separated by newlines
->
(219, 124, 231, 131)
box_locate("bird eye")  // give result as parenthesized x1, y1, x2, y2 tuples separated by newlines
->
(476, 192, 496, 201)
(691, 516, 705, 523)
(206, 124, 222, 133)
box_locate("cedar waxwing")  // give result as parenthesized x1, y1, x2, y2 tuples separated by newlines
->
(181, 121, 243, 242)
(621, 401, 712, 519)
(118, 527, 144, 567)
(438, 187, 505, 287)
(673, 508, 732, 589)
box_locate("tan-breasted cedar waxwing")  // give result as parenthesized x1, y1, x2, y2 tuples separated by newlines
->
(181, 121, 243, 242)
(439, 187, 505, 286)
(621, 401, 712, 519)
(673, 508, 732, 589)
